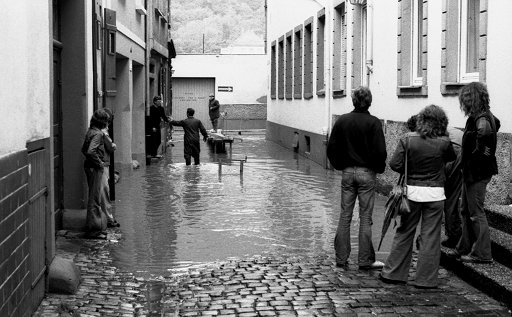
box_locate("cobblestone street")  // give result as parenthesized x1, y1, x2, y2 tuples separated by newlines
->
(34, 134, 511, 316)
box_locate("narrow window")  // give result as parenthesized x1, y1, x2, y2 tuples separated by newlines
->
(271, 42, 276, 99)
(294, 26, 303, 99)
(285, 32, 293, 99)
(460, 0, 480, 82)
(304, 135, 311, 154)
(397, 0, 428, 96)
(278, 37, 284, 99)
(316, 12, 325, 96)
(352, 3, 365, 89)
(441, 0, 486, 94)
(412, 0, 423, 86)
(304, 19, 314, 99)
(333, 3, 346, 97)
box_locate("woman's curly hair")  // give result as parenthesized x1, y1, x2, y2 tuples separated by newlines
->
(415, 104, 448, 138)
(459, 82, 490, 117)
(90, 109, 109, 129)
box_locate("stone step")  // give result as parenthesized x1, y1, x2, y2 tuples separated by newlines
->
(441, 247, 512, 309)
(486, 205, 512, 236)
(490, 227, 512, 270)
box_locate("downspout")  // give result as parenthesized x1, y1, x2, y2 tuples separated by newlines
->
(264, 0, 268, 54)
(366, 0, 374, 87)
(325, 3, 333, 168)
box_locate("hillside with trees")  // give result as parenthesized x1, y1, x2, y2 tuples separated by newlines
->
(170, 0, 265, 54)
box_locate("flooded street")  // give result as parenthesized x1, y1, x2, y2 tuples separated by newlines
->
(112, 133, 390, 277)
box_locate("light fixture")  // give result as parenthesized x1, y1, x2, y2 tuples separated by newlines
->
(348, 0, 366, 5)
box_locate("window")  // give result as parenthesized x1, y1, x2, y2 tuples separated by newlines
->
(294, 25, 303, 99)
(397, 0, 428, 96)
(304, 18, 314, 99)
(278, 37, 284, 99)
(460, 0, 479, 82)
(412, 0, 423, 86)
(271, 41, 276, 99)
(333, 3, 347, 98)
(285, 31, 293, 100)
(316, 10, 325, 96)
(352, 2, 366, 90)
(441, 0, 487, 95)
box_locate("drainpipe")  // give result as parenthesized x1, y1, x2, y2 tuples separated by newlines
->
(366, 0, 374, 87)
(264, 0, 268, 54)
(325, 4, 333, 168)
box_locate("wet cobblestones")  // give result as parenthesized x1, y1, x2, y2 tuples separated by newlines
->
(34, 233, 511, 316)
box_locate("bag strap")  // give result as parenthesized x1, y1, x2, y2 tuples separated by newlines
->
(404, 136, 409, 193)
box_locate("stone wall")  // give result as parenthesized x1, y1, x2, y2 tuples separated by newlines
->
(220, 104, 267, 130)
(379, 120, 512, 206)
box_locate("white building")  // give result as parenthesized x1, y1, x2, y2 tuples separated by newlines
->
(172, 53, 267, 130)
(266, 0, 512, 204)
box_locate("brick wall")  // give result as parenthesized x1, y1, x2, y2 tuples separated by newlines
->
(0, 150, 31, 316)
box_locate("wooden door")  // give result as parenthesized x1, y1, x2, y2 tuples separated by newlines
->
(171, 77, 215, 129)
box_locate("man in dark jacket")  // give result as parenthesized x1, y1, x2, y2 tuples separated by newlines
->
(327, 86, 387, 270)
(149, 95, 170, 157)
(170, 108, 208, 165)
(449, 82, 501, 263)
(208, 93, 221, 132)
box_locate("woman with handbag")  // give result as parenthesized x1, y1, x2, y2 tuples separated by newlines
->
(379, 105, 456, 288)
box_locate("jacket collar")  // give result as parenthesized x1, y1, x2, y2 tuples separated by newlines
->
(352, 109, 370, 114)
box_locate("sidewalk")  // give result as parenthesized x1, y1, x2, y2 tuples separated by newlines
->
(34, 230, 510, 316)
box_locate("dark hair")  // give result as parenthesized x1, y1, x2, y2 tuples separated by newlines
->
(103, 108, 113, 122)
(90, 109, 109, 129)
(153, 95, 162, 102)
(351, 86, 372, 110)
(459, 82, 490, 117)
(187, 108, 195, 117)
(416, 104, 448, 138)
(406, 115, 417, 132)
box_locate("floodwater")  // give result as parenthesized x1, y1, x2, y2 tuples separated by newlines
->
(112, 133, 390, 277)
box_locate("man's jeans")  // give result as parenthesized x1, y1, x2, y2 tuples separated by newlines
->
(334, 167, 376, 266)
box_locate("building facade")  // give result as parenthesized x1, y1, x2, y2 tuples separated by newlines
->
(172, 53, 267, 130)
(0, 2, 54, 316)
(1, 1, 173, 315)
(266, 0, 512, 204)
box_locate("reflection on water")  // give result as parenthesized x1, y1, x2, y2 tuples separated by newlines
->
(112, 134, 382, 277)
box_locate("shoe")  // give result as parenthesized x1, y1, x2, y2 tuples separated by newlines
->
(336, 261, 348, 268)
(359, 260, 385, 270)
(409, 281, 438, 289)
(441, 238, 459, 248)
(459, 255, 493, 263)
(378, 274, 406, 285)
(107, 220, 120, 228)
(85, 232, 107, 240)
(445, 249, 461, 259)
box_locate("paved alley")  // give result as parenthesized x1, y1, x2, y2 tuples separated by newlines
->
(34, 134, 511, 316)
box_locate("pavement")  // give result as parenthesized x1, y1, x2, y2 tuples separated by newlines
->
(33, 230, 511, 316)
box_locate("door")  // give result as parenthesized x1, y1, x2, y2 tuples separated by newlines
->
(171, 77, 215, 129)
(53, 47, 63, 217)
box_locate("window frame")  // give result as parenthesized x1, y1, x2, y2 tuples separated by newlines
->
(270, 41, 277, 99)
(459, 0, 480, 83)
(316, 10, 326, 97)
(304, 17, 314, 99)
(333, 2, 347, 98)
(397, 0, 428, 97)
(441, 0, 487, 95)
(294, 25, 303, 99)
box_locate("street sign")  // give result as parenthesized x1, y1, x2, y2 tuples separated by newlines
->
(218, 86, 233, 92)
